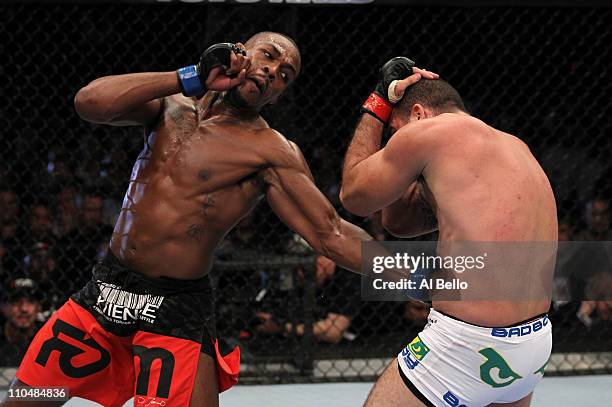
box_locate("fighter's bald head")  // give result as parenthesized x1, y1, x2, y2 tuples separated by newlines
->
(245, 31, 301, 75)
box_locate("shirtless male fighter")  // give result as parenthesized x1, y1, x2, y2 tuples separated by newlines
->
(3, 32, 373, 407)
(341, 58, 557, 406)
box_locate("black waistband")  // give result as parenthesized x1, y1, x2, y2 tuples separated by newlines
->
(93, 250, 213, 296)
(436, 309, 548, 328)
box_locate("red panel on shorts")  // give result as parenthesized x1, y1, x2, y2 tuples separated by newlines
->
(132, 331, 201, 406)
(16, 299, 134, 407)
(17, 298, 239, 406)
(215, 339, 240, 393)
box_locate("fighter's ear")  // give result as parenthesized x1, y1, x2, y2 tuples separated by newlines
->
(410, 104, 426, 121)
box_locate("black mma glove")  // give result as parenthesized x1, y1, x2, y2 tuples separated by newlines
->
(360, 56, 415, 124)
(176, 43, 246, 97)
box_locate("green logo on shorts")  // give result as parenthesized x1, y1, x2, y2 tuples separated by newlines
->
(479, 348, 522, 388)
(408, 335, 430, 361)
(534, 356, 550, 375)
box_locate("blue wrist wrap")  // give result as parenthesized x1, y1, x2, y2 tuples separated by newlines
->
(177, 65, 204, 96)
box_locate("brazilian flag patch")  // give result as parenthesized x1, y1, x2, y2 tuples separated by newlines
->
(408, 335, 430, 361)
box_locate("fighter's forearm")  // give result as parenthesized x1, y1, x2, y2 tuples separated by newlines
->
(74, 72, 180, 123)
(342, 114, 385, 181)
(321, 220, 415, 290)
(320, 218, 372, 273)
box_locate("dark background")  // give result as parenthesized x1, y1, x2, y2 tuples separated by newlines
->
(2, 4, 611, 211)
(1, 2, 611, 381)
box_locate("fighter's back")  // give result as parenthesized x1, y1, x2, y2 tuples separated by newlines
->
(110, 94, 275, 279)
(423, 113, 557, 243)
(415, 114, 557, 325)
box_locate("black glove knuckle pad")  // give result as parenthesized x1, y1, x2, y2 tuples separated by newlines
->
(198, 42, 234, 80)
(376, 57, 415, 99)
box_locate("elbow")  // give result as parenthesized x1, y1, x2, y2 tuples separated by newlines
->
(74, 86, 94, 120)
(340, 186, 371, 217)
(74, 84, 111, 123)
(317, 230, 359, 273)
(316, 228, 349, 268)
(318, 233, 343, 261)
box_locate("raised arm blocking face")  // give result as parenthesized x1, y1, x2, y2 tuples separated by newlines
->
(73, 71, 178, 127)
(340, 119, 439, 217)
(262, 132, 371, 272)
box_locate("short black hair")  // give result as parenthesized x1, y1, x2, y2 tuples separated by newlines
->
(398, 79, 466, 115)
(246, 31, 298, 51)
(245, 31, 301, 68)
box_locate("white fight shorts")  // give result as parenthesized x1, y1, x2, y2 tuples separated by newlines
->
(397, 309, 552, 407)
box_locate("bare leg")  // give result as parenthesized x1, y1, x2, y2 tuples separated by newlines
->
(189, 352, 219, 407)
(364, 361, 428, 407)
(0, 378, 66, 407)
(488, 392, 533, 407)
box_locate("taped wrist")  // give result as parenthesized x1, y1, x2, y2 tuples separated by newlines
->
(177, 65, 205, 97)
(360, 92, 393, 123)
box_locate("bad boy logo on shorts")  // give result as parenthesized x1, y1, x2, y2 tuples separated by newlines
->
(479, 348, 522, 388)
(443, 390, 468, 407)
(401, 335, 430, 369)
(94, 282, 165, 325)
(491, 316, 549, 338)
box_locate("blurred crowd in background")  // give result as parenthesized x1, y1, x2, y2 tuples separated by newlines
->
(1, 130, 611, 368)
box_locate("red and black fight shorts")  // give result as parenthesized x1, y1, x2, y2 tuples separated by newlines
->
(16, 250, 240, 407)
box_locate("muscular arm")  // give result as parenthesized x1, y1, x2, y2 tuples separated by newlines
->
(74, 71, 180, 126)
(382, 181, 438, 238)
(263, 136, 372, 272)
(340, 117, 438, 217)
(342, 114, 385, 184)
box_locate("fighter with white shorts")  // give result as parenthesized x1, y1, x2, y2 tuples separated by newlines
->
(398, 310, 551, 406)
(341, 57, 557, 406)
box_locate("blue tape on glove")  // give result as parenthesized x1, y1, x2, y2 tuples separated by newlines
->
(177, 65, 204, 96)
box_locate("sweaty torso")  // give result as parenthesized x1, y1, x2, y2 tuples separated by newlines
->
(110, 94, 276, 279)
(413, 114, 557, 326)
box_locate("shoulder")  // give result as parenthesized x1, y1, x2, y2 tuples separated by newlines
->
(506, 131, 532, 154)
(257, 128, 295, 148)
(398, 114, 478, 139)
(256, 128, 304, 166)
(257, 129, 315, 185)
(394, 114, 488, 150)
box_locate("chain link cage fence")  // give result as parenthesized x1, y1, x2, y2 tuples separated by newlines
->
(1, 1, 611, 389)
